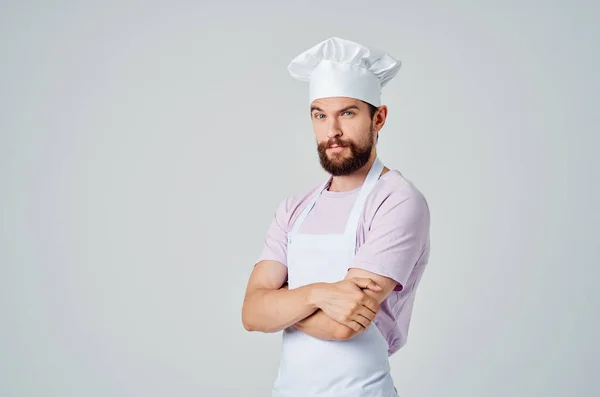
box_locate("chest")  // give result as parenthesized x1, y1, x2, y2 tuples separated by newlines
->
(297, 194, 358, 235)
(286, 232, 355, 289)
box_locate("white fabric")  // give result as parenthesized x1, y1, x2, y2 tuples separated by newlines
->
(287, 37, 401, 106)
(272, 158, 399, 397)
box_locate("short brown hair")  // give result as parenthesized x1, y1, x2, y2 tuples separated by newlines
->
(361, 101, 380, 141)
(363, 101, 378, 119)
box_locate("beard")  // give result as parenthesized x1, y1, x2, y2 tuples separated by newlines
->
(317, 125, 375, 176)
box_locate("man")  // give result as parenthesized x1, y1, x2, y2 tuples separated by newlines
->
(242, 37, 431, 397)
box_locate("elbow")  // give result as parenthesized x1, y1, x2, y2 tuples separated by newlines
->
(241, 309, 270, 333)
(243, 320, 259, 333)
(241, 307, 257, 332)
(242, 319, 255, 332)
(242, 320, 275, 333)
(242, 317, 279, 334)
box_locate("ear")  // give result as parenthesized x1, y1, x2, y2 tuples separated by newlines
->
(374, 105, 388, 132)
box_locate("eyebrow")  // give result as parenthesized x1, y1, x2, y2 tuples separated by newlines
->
(338, 105, 360, 113)
(310, 105, 360, 114)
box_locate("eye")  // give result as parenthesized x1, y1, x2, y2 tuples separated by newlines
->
(314, 113, 325, 119)
(343, 111, 354, 116)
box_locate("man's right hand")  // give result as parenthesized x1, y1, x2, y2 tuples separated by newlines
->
(311, 278, 382, 333)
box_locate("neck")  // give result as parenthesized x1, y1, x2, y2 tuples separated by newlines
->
(328, 155, 389, 192)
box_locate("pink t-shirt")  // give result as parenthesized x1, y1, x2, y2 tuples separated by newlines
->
(257, 170, 431, 356)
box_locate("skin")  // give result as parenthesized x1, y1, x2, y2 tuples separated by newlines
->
(242, 97, 398, 340)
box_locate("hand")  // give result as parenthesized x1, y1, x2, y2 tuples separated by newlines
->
(313, 278, 381, 333)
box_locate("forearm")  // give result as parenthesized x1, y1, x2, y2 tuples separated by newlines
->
(242, 283, 320, 333)
(292, 309, 356, 340)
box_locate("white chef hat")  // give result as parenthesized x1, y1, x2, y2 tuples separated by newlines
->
(287, 37, 401, 107)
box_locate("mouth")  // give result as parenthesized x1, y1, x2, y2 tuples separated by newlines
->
(327, 144, 346, 151)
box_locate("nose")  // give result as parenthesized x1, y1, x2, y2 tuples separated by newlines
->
(326, 117, 342, 139)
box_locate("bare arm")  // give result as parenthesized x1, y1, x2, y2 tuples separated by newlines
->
(278, 284, 348, 340)
(292, 309, 350, 340)
(292, 268, 398, 340)
(241, 260, 321, 333)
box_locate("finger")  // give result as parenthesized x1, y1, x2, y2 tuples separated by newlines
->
(361, 297, 380, 315)
(352, 313, 372, 328)
(347, 277, 371, 288)
(358, 305, 377, 321)
(365, 281, 382, 292)
(344, 319, 364, 333)
(350, 277, 382, 291)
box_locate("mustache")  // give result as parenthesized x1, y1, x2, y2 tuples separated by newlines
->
(322, 138, 350, 147)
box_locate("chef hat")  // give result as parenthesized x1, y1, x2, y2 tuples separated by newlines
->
(287, 37, 401, 107)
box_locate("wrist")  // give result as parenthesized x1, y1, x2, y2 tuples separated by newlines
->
(306, 282, 328, 309)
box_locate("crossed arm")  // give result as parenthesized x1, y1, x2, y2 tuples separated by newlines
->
(241, 260, 398, 340)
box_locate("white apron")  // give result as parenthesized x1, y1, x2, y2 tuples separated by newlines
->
(272, 158, 398, 397)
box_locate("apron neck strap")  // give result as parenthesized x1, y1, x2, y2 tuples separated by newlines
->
(291, 157, 384, 234)
(291, 177, 330, 233)
(344, 157, 384, 235)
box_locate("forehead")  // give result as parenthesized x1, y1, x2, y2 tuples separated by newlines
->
(310, 97, 364, 111)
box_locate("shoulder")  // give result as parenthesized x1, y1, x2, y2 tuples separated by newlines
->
(272, 179, 325, 229)
(364, 170, 430, 223)
(371, 170, 428, 203)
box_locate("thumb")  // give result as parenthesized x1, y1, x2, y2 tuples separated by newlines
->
(350, 277, 382, 291)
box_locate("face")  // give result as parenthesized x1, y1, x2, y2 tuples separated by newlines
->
(310, 97, 378, 176)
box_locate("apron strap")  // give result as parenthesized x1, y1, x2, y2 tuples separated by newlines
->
(344, 157, 384, 236)
(290, 157, 384, 235)
(290, 177, 332, 233)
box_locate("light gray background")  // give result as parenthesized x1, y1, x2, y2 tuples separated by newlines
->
(1, 1, 598, 396)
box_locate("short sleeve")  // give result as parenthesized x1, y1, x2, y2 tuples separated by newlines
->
(256, 199, 290, 266)
(352, 191, 430, 292)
